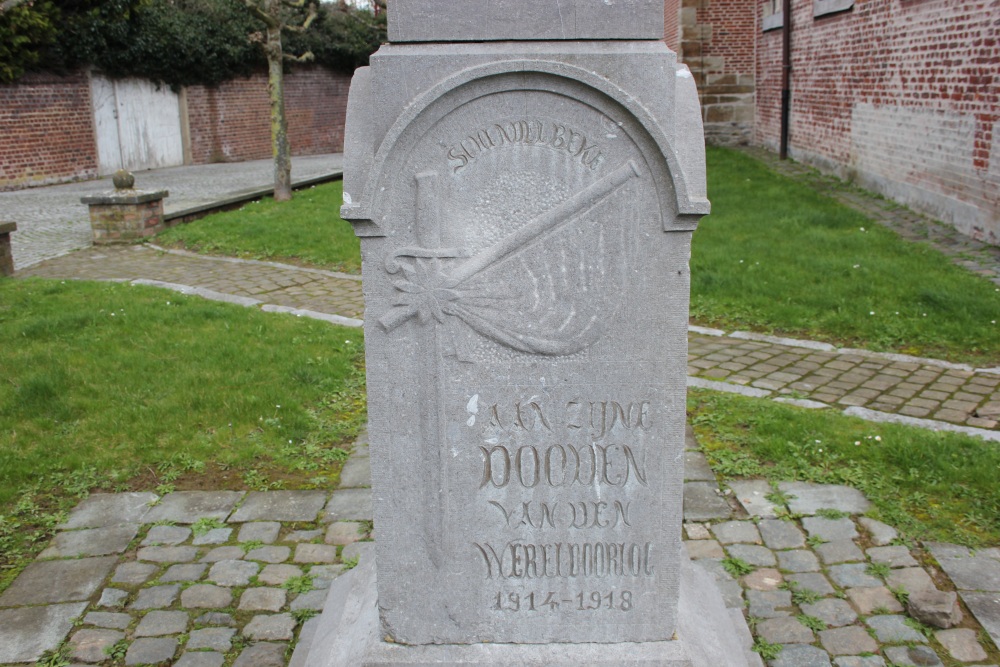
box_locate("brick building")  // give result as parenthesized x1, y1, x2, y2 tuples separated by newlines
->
(665, 0, 1000, 245)
(0, 66, 350, 191)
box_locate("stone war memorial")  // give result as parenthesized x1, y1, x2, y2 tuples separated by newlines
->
(302, 1, 753, 664)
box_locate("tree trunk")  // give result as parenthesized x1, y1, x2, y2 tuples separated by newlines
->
(266, 18, 292, 201)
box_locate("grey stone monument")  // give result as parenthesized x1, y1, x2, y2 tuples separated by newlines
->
(303, 1, 752, 664)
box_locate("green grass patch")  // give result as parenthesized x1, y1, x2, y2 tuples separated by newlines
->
(692, 148, 1000, 365)
(0, 278, 366, 586)
(156, 180, 361, 273)
(689, 389, 1000, 547)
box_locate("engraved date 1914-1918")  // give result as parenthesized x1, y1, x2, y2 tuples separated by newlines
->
(494, 590, 633, 613)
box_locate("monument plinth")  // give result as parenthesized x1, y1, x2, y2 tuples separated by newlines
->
(303, 2, 752, 664)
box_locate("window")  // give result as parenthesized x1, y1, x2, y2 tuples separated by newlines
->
(813, 0, 854, 19)
(762, 0, 783, 31)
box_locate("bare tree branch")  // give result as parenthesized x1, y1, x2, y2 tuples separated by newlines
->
(283, 50, 315, 63)
(243, 0, 279, 28)
(282, 0, 318, 32)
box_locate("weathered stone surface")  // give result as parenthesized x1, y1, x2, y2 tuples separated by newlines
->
(112, 561, 158, 585)
(712, 520, 761, 545)
(907, 589, 962, 628)
(728, 480, 780, 518)
(866, 545, 917, 568)
(135, 610, 188, 636)
(802, 517, 858, 542)
(387, 0, 665, 42)
(683, 450, 716, 482)
(246, 546, 291, 563)
(181, 584, 233, 609)
(756, 617, 814, 644)
(308, 564, 346, 588)
(845, 586, 903, 614)
(743, 568, 783, 591)
(192, 527, 232, 545)
(175, 653, 225, 667)
(684, 482, 734, 521)
(759, 519, 805, 549)
(238, 587, 287, 611)
(935, 627, 987, 661)
(747, 589, 793, 618)
(819, 626, 878, 656)
(777, 549, 820, 573)
(960, 590, 1000, 648)
(883, 646, 943, 667)
(770, 644, 833, 667)
(194, 612, 237, 627)
(137, 545, 198, 563)
(686, 539, 725, 559)
(244, 613, 296, 641)
(858, 517, 897, 546)
(61, 492, 157, 529)
(288, 529, 324, 543)
(231, 491, 327, 523)
(82, 611, 131, 629)
(0, 556, 116, 605)
(129, 584, 180, 610)
(294, 543, 337, 563)
(800, 599, 857, 627)
(159, 563, 207, 582)
(232, 642, 287, 667)
(340, 541, 366, 562)
(338, 456, 372, 488)
(885, 566, 936, 593)
(98, 588, 129, 608)
(237, 521, 282, 543)
(0, 603, 89, 663)
(324, 521, 365, 545)
(290, 588, 328, 611)
(208, 559, 258, 586)
(142, 524, 192, 546)
(778, 482, 871, 516)
(815, 540, 865, 564)
(187, 627, 236, 651)
(258, 563, 303, 586)
(934, 552, 1000, 591)
(201, 546, 244, 562)
(828, 563, 881, 588)
(786, 573, 836, 597)
(40, 524, 138, 558)
(832, 657, 886, 667)
(69, 628, 125, 663)
(866, 614, 927, 643)
(321, 488, 372, 522)
(142, 491, 243, 524)
(683, 522, 711, 540)
(726, 544, 776, 567)
(125, 637, 178, 666)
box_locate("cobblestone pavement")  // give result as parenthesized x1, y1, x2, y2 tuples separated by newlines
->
(2, 430, 998, 666)
(0, 434, 373, 666)
(688, 329, 1000, 433)
(17, 245, 364, 322)
(1, 154, 343, 271)
(742, 147, 1000, 288)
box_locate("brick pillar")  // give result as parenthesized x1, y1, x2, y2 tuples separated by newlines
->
(81, 189, 169, 244)
(0, 222, 16, 276)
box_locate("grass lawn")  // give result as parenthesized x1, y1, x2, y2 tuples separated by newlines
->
(0, 278, 366, 586)
(689, 389, 1000, 548)
(156, 180, 361, 274)
(692, 148, 1000, 366)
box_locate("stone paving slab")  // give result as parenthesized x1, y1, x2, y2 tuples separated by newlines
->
(0, 556, 117, 606)
(0, 602, 89, 663)
(60, 492, 158, 529)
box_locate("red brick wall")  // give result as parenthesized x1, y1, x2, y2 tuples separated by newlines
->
(185, 66, 351, 164)
(676, 0, 758, 145)
(756, 0, 1000, 244)
(0, 70, 98, 190)
(664, 0, 682, 52)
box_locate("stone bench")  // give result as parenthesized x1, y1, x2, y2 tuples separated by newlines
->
(0, 221, 16, 276)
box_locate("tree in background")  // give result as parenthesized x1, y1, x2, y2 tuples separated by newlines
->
(243, 0, 318, 202)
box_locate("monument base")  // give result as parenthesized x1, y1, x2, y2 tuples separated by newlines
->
(297, 545, 758, 667)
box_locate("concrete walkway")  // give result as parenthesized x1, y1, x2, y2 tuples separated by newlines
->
(1, 154, 343, 270)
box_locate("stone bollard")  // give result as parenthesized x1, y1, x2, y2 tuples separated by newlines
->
(81, 170, 169, 244)
(0, 221, 16, 276)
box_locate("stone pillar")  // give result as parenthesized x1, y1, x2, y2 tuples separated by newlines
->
(81, 171, 168, 244)
(0, 222, 16, 276)
(300, 2, 750, 665)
